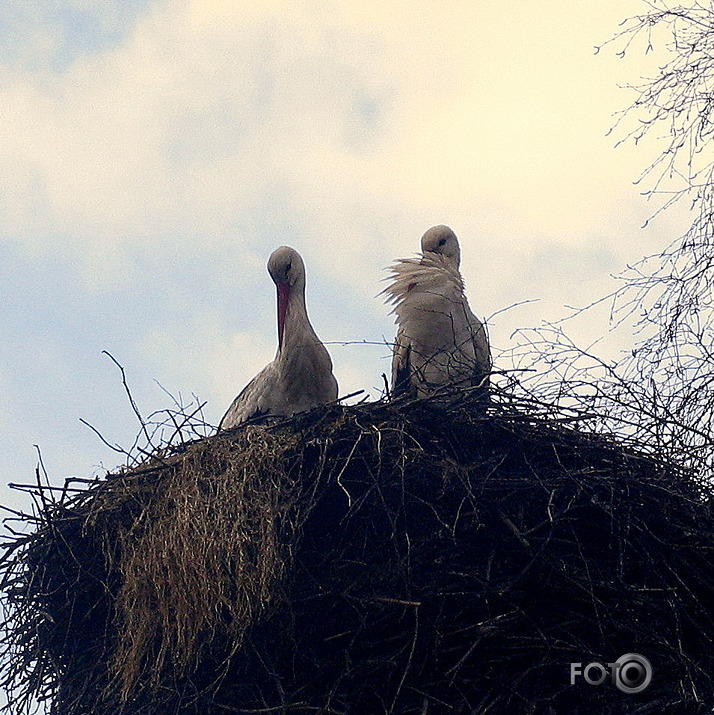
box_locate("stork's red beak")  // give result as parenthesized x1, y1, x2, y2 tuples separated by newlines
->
(277, 281, 290, 349)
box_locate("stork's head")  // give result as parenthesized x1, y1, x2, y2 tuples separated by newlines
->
(268, 246, 305, 288)
(420, 225, 460, 267)
(268, 246, 305, 349)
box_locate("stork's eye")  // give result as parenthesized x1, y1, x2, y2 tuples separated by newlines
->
(286, 261, 292, 272)
(438, 237, 447, 247)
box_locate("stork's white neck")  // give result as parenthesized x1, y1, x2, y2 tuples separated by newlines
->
(277, 282, 319, 354)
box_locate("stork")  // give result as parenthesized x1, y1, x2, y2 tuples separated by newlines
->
(383, 225, 491, 399)
(219, 246, 338, 429)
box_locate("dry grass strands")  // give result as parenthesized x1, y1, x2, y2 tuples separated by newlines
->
(2, 394, 714, 714)
(104, 427, 302, 702)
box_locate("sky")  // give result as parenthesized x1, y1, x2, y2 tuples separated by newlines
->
(0, 1, 692, 704)
(0, 0, 691, 515)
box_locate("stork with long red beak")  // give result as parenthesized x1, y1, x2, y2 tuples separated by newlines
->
(219, 246, 338, 429)
(383, 225, 491, 399)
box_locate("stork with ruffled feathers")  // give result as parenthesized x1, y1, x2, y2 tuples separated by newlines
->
(383, 225, 491, 399)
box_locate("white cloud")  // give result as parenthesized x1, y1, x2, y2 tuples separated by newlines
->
(140, 315, 277, 420)
(0, 0, 691, 523)
(4, 0, 683, 405)
(0, 1, 672, 284)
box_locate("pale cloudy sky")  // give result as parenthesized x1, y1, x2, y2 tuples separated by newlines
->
(0, 0, 689, 532)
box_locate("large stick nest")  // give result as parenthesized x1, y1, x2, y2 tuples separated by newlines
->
(2, 395, 714, 714)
